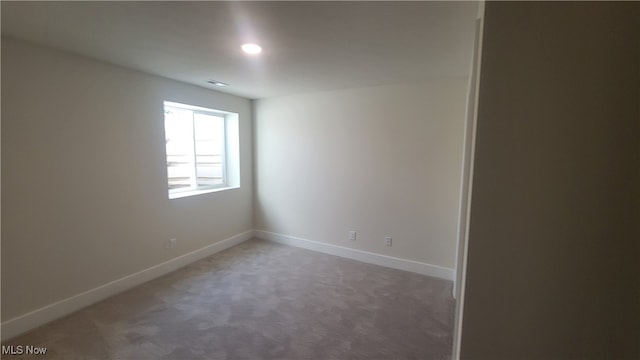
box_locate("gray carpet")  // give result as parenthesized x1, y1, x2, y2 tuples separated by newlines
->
(2, 238, 455, 359)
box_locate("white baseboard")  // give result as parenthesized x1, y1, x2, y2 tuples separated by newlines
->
(2, 229, 453, 340)
(1, 230, 255, 341)
(254, 230, 454, 281)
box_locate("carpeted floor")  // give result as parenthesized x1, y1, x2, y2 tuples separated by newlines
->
(2, 238, 455, 360)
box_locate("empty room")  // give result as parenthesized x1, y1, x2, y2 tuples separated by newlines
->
(2, 1, 639, 360)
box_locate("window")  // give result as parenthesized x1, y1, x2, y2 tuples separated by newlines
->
(163, 101, 240, 199)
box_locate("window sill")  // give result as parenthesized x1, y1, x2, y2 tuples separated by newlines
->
(168, 186, 239, 200)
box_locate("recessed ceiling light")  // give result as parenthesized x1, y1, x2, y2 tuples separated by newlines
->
(207, 80, 229, 87)
(241, 43, 262, 55)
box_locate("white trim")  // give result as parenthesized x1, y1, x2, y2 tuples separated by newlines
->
(0, 230, 255, 341)
(452, 4, 485, 359)
(168, 185, 239, 199)
(254, 230, 454, 281)
(2, 229, 455, 341)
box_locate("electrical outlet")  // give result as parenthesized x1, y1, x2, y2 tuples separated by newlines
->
(385, 236, 392, 247)
(165, 238, 177, 249)
(349, 231, 357, 241)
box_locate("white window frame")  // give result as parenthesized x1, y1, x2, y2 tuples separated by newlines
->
(163, 101, 240, 199)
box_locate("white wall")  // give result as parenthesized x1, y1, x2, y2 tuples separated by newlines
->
(460, 2, 640, 358)
(254, 80, 468, 269)
(1, 38, 253, 321)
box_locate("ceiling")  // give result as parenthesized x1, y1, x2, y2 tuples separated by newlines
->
(1, 1, 478, 99)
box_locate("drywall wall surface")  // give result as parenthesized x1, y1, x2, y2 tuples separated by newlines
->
(1, 38, 253, 320)
(460, 2, 640, 359)
(254, 80, 468, 269)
